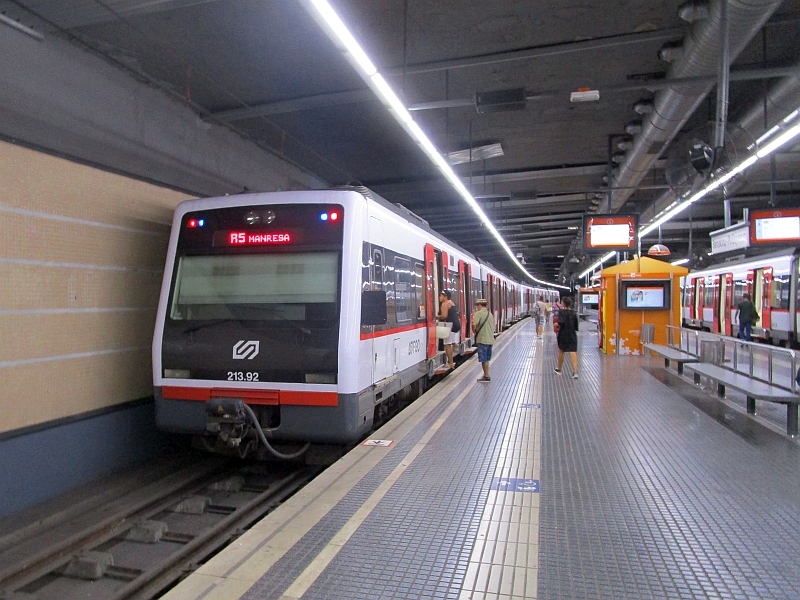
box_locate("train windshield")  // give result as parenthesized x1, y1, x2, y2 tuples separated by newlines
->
(169, 252, 339, 321)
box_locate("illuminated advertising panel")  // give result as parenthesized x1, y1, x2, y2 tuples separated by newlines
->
(583, 215, 638, 252)
(625, 286, 664, 308)
(619, 279, 670, 310)
(750, 209, 800, 244)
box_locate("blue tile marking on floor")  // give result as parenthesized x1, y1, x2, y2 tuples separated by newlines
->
(539, 333, 800, 600)
(490, 477, 540, 492)
(243, 320, 538, 600)
(520, 403, 541, 408)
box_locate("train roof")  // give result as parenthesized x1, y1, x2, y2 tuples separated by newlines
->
(687, 247, 799, 278)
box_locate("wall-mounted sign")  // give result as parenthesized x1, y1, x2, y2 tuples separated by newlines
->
(710, 222, 750, 254)
(583, 215, 638, 252)
(751, 209, 800, 244)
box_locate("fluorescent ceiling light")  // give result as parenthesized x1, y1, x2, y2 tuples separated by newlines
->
(301, 0, 568, 290)
(636, 105, 800, 245)
(756, 122, 800, 158)
(671, 258, 689, 266)
(579, 251, 615, 278)
(309, 0, 376, 76)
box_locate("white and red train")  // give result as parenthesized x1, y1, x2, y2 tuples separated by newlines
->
(152, 188, 559, 459)
(681, 248, 800, 346)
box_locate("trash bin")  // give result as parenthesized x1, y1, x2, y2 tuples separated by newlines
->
(640, 323, 655, 345)
(700, 339, 723, 366)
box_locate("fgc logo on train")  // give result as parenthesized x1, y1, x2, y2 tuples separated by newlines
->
(232, 340, 260, 360)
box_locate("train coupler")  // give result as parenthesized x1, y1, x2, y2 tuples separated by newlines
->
(205, 398, 248, 448)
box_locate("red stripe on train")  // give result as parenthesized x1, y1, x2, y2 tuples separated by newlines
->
(360, 322, 426, 340)
(161, 386, 337, 406)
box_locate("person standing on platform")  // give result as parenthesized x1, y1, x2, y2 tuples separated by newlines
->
(534, 295, 547, 337)
(554, 296, 579, 379)
(438, 290, 460, 369)
(736, 293, 758, 342)
(472, 298, 495, 382)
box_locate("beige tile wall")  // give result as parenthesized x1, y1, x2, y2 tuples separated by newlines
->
(0, 140, 192, 434)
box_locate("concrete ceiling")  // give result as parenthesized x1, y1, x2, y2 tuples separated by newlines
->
(3, 0, 800, 283)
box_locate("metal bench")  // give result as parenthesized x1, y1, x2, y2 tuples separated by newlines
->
(642, 343, 699, 375)
(686, 362, 800, 437)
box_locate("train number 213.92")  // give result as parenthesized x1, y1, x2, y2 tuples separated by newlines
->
(227, 371, 259, 381)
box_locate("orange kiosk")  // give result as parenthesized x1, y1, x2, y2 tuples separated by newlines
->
(599, 257, 688, 355)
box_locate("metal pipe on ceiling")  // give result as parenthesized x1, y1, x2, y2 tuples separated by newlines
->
(610, 0, 784, 214)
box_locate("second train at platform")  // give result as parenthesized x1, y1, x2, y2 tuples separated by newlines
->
(681, 248, 800, 347)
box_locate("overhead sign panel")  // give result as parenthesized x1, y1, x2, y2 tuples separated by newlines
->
(583, 215, 638, 252)
(751, 209, 800, 244)
(710, 222, 750, 254)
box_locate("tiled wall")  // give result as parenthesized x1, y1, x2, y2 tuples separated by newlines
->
(0, 141, 192, 435)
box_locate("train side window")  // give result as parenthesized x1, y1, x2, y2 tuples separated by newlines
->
(733, 280, 745, 305)
(414, 262, 425, 320)
(772, 274, 790, 310)
(372, 250, 383, 290)
(704, 282, 714, 306)
(394, 257, 412, 322)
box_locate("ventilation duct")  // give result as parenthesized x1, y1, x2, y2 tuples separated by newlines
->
(609, 0, 784, 214)
(678, 1, 711, 23)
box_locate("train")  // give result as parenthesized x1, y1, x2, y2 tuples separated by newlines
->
(681, 248, 800, 347)
(152, 188, 560, 460)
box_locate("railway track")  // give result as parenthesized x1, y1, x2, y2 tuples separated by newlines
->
(0, 455, 319, 600)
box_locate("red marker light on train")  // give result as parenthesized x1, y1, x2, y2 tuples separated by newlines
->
(187, 219, 198, 228)
(330, 211, 339, 221)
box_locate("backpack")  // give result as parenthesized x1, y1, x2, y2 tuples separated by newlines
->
(447, 304, 461, 333)
(533, 303, 541, 318)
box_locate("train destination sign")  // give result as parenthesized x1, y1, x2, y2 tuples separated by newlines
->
(751, 209, 800, 244)
(213, 231, 293, 246)
(583, 215, 638, 252)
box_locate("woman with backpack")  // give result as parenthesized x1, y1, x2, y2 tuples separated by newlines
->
(554, 296, 579, 379)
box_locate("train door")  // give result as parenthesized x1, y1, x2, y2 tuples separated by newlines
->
(459, 260, 470, 338)
(369, 218, 392, 383)
(424, 244, 438, 359)
(503, 281, 509, 327)
(712, 275, 721, 333)
(692, 278, 703, 326)
(722, 273, 733, 336)
(757, 267, 773, 331)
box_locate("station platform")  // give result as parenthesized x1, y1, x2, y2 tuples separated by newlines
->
(165, 318, 800, 600)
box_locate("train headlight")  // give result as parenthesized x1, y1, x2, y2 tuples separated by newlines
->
(164, 369, 191, 379)
(244, 211, 261, 225)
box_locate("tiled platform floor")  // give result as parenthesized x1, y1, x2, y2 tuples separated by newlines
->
(165, 319, 800, 600)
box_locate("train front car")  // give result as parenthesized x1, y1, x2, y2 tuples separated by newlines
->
(153, 191, 366, 459)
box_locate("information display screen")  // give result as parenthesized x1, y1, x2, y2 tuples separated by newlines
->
(751, 209, 800, 243)
(583, 215, 638, 252)
(620, 280, 669, 310)
(581, 294, 599, 305)
(626, 287, 664, 308)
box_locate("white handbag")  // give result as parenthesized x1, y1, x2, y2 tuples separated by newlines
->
(435, 321, 453, 339)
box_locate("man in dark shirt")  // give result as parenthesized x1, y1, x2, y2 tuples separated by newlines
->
(737, 293, 756, 342)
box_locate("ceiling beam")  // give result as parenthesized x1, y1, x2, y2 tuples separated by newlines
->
(209, 29, 683, 121)
(384, 28, 683, 76)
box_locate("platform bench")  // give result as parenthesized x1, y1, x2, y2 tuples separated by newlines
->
(642, 343, 699, 375)
(685, 362, 800, 437)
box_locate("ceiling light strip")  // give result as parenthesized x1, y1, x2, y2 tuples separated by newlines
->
(301, 0, 568, 289)
(580, 106, 800, 279)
